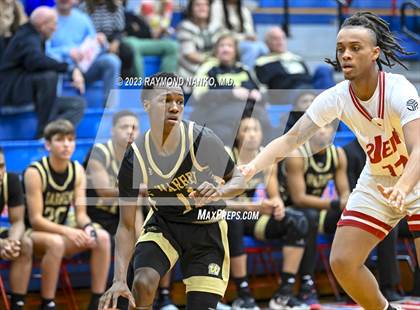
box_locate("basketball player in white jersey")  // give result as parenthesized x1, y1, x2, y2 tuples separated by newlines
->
(240, 12, 419, 310)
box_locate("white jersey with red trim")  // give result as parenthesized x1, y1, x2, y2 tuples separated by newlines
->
(307, 71, 419, 177)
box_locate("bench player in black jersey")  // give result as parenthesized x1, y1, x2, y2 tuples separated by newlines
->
(24, 120, 111, 310)
(281, 123, 350, 305)
(224, 117, 308, 310)
(0, 147, 32, 310)
(85, 110, 140, 236)
(100, 72, 245, 310)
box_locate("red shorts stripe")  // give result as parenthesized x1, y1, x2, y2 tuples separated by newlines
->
(407, 214, 420, 221)
(342, 209, 393, 230)
(338, 219, 387, 239)
(408, 224, 420, 232)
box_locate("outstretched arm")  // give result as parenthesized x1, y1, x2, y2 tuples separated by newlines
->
(244, 114, 321, 178)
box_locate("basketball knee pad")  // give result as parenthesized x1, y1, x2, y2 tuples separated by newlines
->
(284, 208, 309, 243)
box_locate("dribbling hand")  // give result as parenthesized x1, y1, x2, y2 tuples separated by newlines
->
(99, 281, 136, 310)
(377, 183, 407, 213)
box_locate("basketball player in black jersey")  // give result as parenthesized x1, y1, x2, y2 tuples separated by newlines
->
(85, 110, 179, 309)
(0, 147, 32, 310)
(225, 117, 308, 310)
(85, 110, 140, 236)
(282, 123, 350, 305)
(24, 120, 111, 310)
(100, 72, 245, 310)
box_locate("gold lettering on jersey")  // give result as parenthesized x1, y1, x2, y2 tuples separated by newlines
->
(306, 173, 333, 189)
(96, 203, 118, 214)
(153, 172, 198, 193)
(45, 191, 74, 206)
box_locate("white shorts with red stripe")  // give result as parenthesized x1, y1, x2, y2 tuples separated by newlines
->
(338, 169, 420, 240)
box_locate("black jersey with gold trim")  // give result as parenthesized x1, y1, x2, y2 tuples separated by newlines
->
(86, 140, 119, 218)
(279, 144, 338, 206)
(118, 121, 235, 223)
(30, 156, 76, 225)
(0, 172, 24, 214)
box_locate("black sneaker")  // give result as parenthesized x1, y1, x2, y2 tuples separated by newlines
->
(232, 295, 260, 310)
(269, 285, 309, 310)
(298, 280, 319, 306)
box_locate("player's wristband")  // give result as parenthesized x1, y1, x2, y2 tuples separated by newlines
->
(330, 199, 341, 211)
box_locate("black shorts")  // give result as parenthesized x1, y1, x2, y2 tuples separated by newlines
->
(132, 211, 229, 297)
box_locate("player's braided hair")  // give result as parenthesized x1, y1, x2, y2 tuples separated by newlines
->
(325, 11, 414, 70)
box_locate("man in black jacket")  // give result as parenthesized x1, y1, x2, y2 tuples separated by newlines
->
(0, 6, 85, 137)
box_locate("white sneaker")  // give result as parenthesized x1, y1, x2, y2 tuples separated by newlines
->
(217, 301, 232, 310)
(268, 294, 310, 310)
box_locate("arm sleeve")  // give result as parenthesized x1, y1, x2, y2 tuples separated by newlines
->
(306, 87, 342, 127)
(241, 7, 255, 36)
(7, 173, 24, 207)
(255, 62, 281, 86)
(84, 13, 97, 38)
(176, 23, 197, 56)
(21, 38, 68, 72)
(45, 40, 74, 63)
(118, 146, 141, 202)
(390, 76, 420, 127)
(196, 127, 235, 179)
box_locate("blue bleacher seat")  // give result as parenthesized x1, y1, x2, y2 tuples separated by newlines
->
(0, 111, 38, 140)
(0, 139, 93, 173)
(61, 81, 105, 108)
(144, 56, 161, 77)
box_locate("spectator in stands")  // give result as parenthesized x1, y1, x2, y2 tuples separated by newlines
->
(280, 123, 350, 305)
(0, 147, 33, 310)
(224, 117, 308, 310)
(139, 0, 174, 38)
(209, 0, 268, 69)
(190, 33, 270, 146)
(24, 120, 111, 310)
(176, 0, 222, 87)
(79, 0, 135, 78)
(47, 0, 121, 102)
(122, 0, 178, 78)
(255, 27, 335, 94)
(0, 6, 85, 138)
(85, 110, 139, 237)
(0, 0, 27, 58)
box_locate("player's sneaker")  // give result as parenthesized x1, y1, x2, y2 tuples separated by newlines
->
(269, 285, 309, 310)
(298, 281, 319, 305)
(232, 295, 260, 310)
(216, 301, 232, 310)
